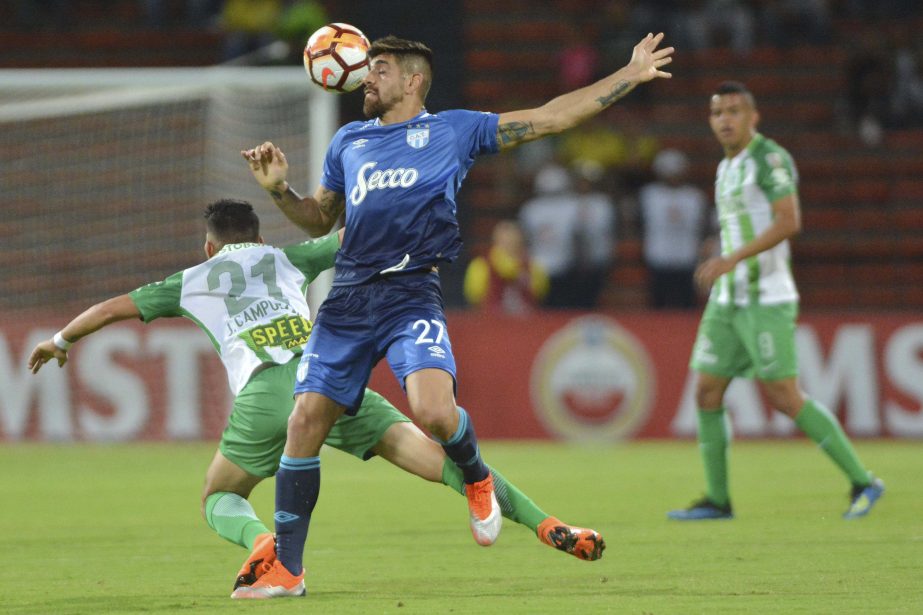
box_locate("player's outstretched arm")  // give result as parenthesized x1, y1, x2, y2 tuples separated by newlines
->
(495, 33, 673, 150)
(241, 142, 344, 237)
(28, 294, 140, 373)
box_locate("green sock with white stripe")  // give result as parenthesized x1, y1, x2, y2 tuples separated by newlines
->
(795, 399, 870, 487)
(204, 492, 270, 550)
(441, 458, 548, 531)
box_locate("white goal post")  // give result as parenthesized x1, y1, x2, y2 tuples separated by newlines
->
(0, 67, 336, 313)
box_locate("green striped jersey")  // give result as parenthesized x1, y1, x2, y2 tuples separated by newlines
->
(129, 234, 338, 394)
(711, 133, 800, 306)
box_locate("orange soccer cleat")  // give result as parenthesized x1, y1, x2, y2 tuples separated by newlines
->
(537, 517, 606, 561)
(464, 474, 502, 546)
(233, 532, 276, 590)
(230, 560, 305, 599)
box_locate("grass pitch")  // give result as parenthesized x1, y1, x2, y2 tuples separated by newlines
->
(2, 440, 920, 614)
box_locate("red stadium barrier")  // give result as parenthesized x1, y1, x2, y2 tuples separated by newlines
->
(3, 311, 923, 441)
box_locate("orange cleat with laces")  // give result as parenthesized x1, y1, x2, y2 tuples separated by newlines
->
(233, 532, 276, 590)
(464, 474, 502, 546)
(230, 560, 305, 599)
(537, 516, 605, 561)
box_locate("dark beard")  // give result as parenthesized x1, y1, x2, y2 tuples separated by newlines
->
(363, 97, 387, 119)
(363, 92, 395, 119)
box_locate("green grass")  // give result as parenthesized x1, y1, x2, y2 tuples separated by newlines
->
(2, 440, 920, 614)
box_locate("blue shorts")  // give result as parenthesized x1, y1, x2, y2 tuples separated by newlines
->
(294, 272, 457, 413)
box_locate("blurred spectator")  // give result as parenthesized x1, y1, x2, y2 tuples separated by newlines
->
(621, 1, 695, 55)
(463, 220, 548, 315)
(556, 112, 659, 192)
(276, 0, 329, 63)
(556, 115, 629, 172)
(558, 22, 601, 90)
(596, 0, 666, 108)
(598, 0, 645, 73)
(686, 0, 756, 56)
(844, 27, 892, 146)
(220, 0, 283, 62)
(570, 160, 617, 310)
(519, 164, 580, 309)
(890, 26, 923, 128)
(518, 162, 616, 310)
(638, 149, 712, 310)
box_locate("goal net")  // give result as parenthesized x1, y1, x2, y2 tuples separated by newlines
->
(0, 67, 336, 315)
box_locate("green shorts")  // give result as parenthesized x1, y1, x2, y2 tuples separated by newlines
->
(219, 358, 411, 478)
(689, 301, 799, 381)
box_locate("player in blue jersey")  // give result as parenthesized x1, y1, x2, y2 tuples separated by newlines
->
(236, 33, 674, 598)
(28, 199, 605, 598)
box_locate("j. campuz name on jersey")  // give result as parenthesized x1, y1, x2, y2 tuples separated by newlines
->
(349, 161, 420, 205)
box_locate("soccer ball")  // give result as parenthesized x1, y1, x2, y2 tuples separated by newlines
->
(303, 23, 371, 93)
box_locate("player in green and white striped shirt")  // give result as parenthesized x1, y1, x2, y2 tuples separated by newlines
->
(28, 199, 604, 594)
(668, 82, 884, 521)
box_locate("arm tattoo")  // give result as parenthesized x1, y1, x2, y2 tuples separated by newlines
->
(498, 121, 536, 146)
(595, 79, 632, 108)
(269, 184, 296, 205)
(318, 191, 345, 220)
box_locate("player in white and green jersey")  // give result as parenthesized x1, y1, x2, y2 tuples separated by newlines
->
(668, 82, 884, 521)
(28, 199, 604, 593)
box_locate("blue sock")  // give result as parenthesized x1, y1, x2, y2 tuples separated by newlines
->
(437, 407, 489, 484)
(274, 455, 321, 576)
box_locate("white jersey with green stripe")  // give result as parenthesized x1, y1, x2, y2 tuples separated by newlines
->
(129, 234, 338, 395)
(710, 132, 800, 306)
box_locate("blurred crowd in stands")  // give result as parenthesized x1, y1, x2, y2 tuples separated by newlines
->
(5, 1, 923, 312)
(12, 1, 328, 63)
(465, 0, 923, 314)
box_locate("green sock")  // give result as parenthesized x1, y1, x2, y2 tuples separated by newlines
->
(204, 492, 270, 550)
(441, 458, 549, 532)
(794, 399, 870, 486)
(698, 408, 730, 507)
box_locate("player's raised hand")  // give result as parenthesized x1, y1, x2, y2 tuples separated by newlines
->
(241, 141, 290, 191)
(28, 339, 67, 374)
(628, 33, 673, 83)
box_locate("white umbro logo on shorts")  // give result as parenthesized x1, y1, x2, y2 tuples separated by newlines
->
(428, 345, 446, 359)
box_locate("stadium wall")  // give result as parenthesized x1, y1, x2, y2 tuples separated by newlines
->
(3, 312, 922, 442)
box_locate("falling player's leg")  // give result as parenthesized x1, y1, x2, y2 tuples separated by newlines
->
(202, 453, 274, 589)
(231, 391, 344, 600)
(204, 358, 300, 590)
(371, 418, 604, 560)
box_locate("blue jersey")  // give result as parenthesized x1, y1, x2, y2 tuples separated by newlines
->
(321, 109, 500, 286)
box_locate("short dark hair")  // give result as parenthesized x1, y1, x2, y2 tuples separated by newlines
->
(203, 199, 260, 244)
(713, 80, 756, 107)
(368, 35, 433, 101)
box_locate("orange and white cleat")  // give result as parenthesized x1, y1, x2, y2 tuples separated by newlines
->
(230, 560, 305, 599)
(233, 532, 276, 590)
(464, 474, 502, 546)
(537, 517, 606, 561)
